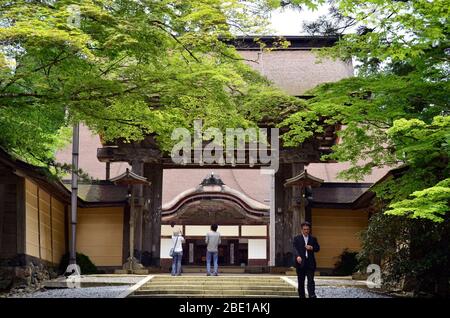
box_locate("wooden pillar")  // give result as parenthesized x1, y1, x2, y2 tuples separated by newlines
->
(122, 204, 130, 264)
(105, 162, 110, 180)
(143, 163, 163, 266)
(274, 164, 282, 266)
(274, 163, 288, 266)
(131, 160, 144, 261)
(142, 181, 152, 266)
(274, 162, 307, 266)
(305, 197, 312, 223)
(269, 171, 275, 266)
(291, 163, 304, 239)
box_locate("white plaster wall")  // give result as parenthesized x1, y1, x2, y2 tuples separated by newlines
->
(185, 225, 239, 237)
(160, 238, 173, 258)
(241, 225, 267, 237)
(161, 225, 183, 236)
(248, 239, 267, 259)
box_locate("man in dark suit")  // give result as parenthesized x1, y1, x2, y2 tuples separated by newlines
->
(293, 221, 320, 298)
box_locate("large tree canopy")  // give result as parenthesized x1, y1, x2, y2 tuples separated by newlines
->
(0, 0, 302, 169)
(280, 0, 449, 222)
(278, 0, 449, 297)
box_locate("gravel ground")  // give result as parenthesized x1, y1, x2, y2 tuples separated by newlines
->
(10, 285, 131, 298)
(315, 286, 391, 298)
(11, 285, 391, 298)
(285, 277, 391, 298)
(315, 279, 367, 286)
(71, 275, 144, 284)
(13, 285, 390, 298)
(7, 275, 146, 298)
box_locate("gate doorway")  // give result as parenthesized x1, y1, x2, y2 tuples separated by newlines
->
(182, 239, 248, 266)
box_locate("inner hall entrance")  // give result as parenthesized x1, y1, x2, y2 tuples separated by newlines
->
(182, 238, 248, 266)
(159, 173, 270, 268)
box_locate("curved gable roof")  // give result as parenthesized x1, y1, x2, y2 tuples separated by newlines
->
(162, 184, 269, 215)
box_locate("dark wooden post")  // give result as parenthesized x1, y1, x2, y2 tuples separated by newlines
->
(69, 123, 79, 267)
(131, 160, 144, 261)
(284, 169, 323, 258)
(274, 163, 291, 266)
(105, 162, 110, 180)
(291, 163, 305, 239)
(110, 168, 149, 272)
(143, 163, 163, 266)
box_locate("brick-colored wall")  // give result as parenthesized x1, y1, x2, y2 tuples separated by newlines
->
(239, 50, 353, 95)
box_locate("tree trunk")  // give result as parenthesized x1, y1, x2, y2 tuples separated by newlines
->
(436, 216, 450, 298)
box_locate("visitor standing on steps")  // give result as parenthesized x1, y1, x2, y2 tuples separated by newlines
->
(205, 224, 221, 276)
(170, 221, 185, 276)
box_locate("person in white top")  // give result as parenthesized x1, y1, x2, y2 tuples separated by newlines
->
(170, 223, 185, 276)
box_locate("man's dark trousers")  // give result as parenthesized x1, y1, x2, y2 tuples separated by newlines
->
(296, 259, 316, 298)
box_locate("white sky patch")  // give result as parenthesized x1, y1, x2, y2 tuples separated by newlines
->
(267, 5, 359, 76)
(268, 5, 329, 35)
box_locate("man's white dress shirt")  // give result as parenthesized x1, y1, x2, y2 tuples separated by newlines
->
(303, 235, 309, 258)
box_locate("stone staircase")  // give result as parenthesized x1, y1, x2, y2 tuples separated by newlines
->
(181, 266, 245, 274)
(130, 275, 298, 298)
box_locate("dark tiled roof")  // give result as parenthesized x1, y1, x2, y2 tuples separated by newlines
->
(53, 125, 394, 206)
(60, 178, 372, 205)
(62, 182, 128, 203)
(311, 184, 372, 204)
(0, 147, 71, 203)
(230, 36, 340, 50)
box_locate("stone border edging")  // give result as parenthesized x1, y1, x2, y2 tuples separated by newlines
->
(280, 276, 297, 289)
(116, 275, 154, 298)
(281, 276, 308, 297)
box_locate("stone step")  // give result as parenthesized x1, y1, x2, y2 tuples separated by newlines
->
(182, 267, 246, 273)
(134, 289, 298, 296)
(286, 270, 321, 276)
(148, 278, 282, 280)
(131, 275, 298, 298)
(148, 275, 281, 281)
(150, 275, 280, 278)
(147, 280, 283, 286)
(129, 294, 298, 298)
(146, 281, 284, 286)
(142, 282, 287, 288)
(143, 281, 288, 285)
(140, 285, 294, 291)
(114, 269, 150, 275)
